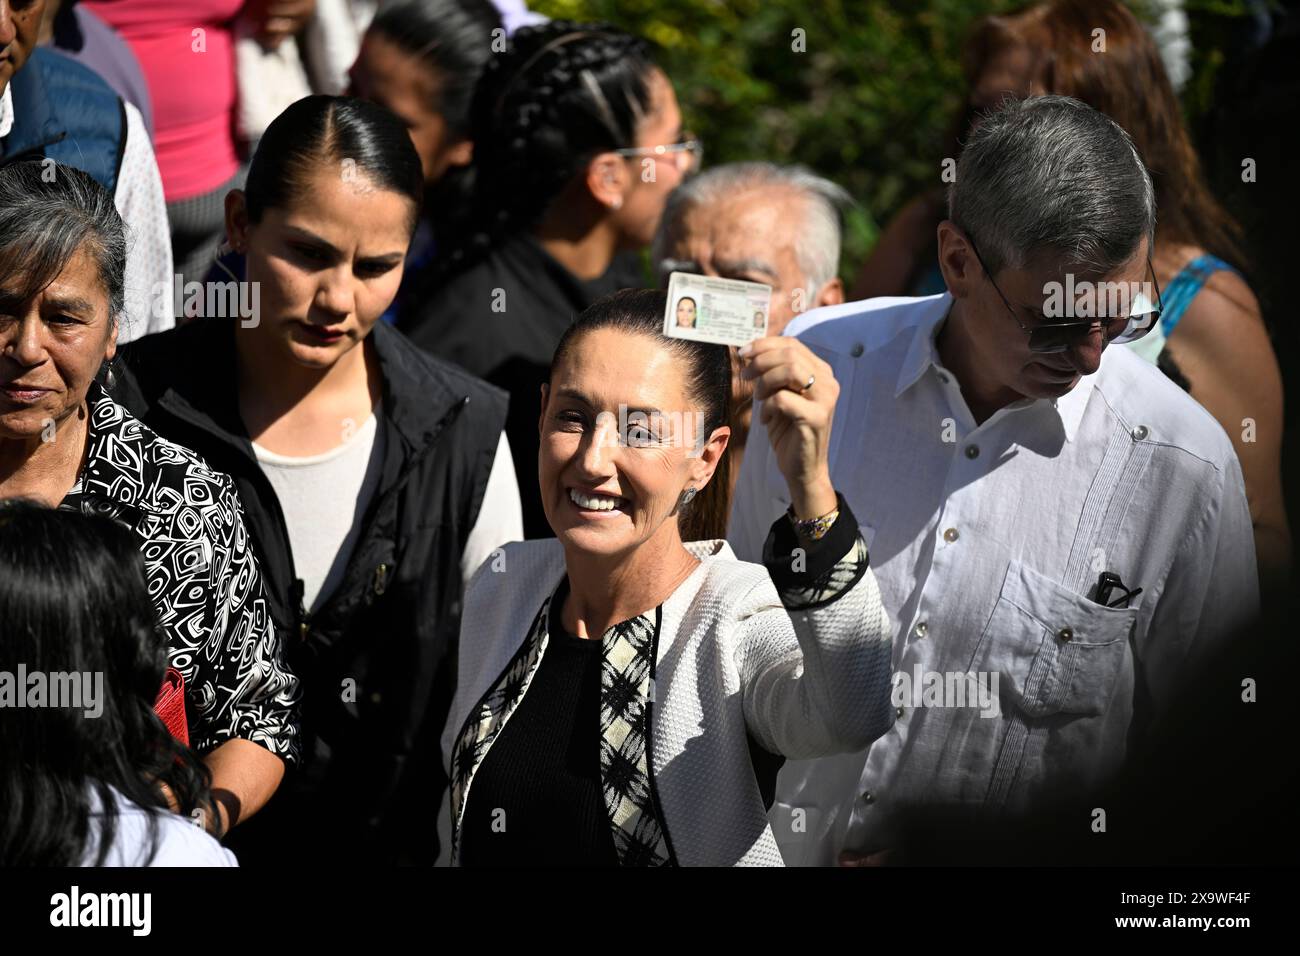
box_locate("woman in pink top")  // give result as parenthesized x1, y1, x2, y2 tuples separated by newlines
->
(82, 0, 243, 287)
(82, 1, 242, 200)
(82, 1, 315, 287)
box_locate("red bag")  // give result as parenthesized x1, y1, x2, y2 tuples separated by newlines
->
(153, 667, 189, 746)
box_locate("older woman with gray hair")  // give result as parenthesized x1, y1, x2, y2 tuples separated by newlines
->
(0, 160, 299, 836)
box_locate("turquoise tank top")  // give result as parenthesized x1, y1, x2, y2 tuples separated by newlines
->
(1159, 253, 1236, 336)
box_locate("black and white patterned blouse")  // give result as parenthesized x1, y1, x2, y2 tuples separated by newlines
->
(60, 383, 300, 762)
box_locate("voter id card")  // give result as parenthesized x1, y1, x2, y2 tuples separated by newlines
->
(664, 272, 772, 348)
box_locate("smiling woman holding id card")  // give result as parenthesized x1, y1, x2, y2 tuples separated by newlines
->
(439, 288, 894, 867)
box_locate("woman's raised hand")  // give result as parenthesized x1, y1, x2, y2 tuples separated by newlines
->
(739, 337, 839, 520)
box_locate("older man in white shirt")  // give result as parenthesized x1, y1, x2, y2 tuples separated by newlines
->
(728, 95, 1258, 866)
(654, 162, 850, 493)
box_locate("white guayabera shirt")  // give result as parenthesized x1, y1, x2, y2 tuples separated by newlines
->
(727, 292, 1258, 866)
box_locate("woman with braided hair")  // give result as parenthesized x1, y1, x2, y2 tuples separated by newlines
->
(401, 21, 699, 538)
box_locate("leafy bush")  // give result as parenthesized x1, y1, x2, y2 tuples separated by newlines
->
(532, 0, 1011, 276)
(533, 0, 1251, 280)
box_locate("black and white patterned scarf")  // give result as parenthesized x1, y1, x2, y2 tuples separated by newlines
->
(597, 610, 672, 865)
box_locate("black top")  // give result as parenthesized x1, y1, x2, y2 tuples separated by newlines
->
(401, 235, 645, 538)
(459, 586, 618, 867)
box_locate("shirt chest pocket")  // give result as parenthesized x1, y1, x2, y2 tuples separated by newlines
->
(972, 560, 1136, 719)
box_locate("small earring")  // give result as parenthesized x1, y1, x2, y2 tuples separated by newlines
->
(610, 196, 623, 211)
(680, 487, 697, 506)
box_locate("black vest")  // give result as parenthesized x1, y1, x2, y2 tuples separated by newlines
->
(1, 48, 125, 191)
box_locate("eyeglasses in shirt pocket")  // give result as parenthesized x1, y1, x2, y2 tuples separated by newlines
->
(971, 560, 1136, 719)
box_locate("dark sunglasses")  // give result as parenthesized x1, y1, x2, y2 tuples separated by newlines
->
(969, 238, 1163, 354)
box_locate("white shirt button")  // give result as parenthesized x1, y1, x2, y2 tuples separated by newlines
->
(1132, 425, 1149, 440)
(914, 620, 928, 637)
(943, 527, 959, 543)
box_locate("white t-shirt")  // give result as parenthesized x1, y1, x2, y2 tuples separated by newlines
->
(254, 409, 385, 613)
(80, 786, 237, 867)
(461, 432, 523, 582)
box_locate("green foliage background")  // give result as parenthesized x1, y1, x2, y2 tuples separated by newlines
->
(532, 0, 1254, 282)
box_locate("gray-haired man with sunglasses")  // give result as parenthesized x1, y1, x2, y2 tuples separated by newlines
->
(728, 95, 1257, 866)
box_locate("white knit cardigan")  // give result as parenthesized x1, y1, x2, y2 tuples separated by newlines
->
(437, 537, 894, 866)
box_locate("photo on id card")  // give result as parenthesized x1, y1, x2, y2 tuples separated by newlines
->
(664, 272, 773, 348)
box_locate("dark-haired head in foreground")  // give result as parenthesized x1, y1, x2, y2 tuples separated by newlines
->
(0, 501, 213, 866)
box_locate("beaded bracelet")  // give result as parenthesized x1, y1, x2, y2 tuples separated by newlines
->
(788, 503, 840, 541)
